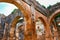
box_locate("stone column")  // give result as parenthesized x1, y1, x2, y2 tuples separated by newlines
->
(15, 29, 19, 40)
(45, 22, 53, 40)
(3, 22, 9, 40)
(9, 25, 15, 40)
(53, 24, 58, 40)
(15, 25, 20, 40)
(24, 18, 37, 40)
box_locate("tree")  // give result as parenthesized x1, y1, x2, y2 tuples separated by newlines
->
(47, 5, 51, 9)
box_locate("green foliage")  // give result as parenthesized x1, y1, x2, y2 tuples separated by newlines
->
(47, 5, 51, 9)
(42, 5, 46, 8)
(55, 14, 60, 18)
(11, 9, 17, 14)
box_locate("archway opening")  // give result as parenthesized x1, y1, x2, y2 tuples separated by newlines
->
(35, 18, 45, 40)
(54, 13, 60, 40)
(0, 2, 18, 40)
(50, 13, 60, 40)
(15, 17, 25, 40)
(0, 2, 26, 40)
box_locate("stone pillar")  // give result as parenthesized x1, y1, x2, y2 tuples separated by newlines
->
(18, 25, 24, 40)
(53, 26, 58, 40)
(0, 24, 2, 40)
(24, 18, 37, 40)
(3, 22, 9, 40)
(9, 25, 15, 40)
(15, 25, 20, 40)
(32, 21, 37, 40)
(15, 29, 19, 40)
(45, 22, 53, 40)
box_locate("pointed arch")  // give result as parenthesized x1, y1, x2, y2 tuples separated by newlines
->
(49, 9, 60, 24)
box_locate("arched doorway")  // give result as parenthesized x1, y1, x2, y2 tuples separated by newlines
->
(0, 0, 33, 40)
(10, 15, 26, 40)
(0, 2, 18, 40)
(35, 18, 45, 40)
(15, 17, 25, 40)
(54, 14, 60, 40)
(49, 9, 60, 40)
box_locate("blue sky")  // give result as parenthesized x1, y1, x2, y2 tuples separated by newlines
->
(0, 0, 60, 16)
(0, 2, 18, 16)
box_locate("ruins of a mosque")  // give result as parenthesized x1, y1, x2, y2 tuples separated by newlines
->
(0, 0, 60, 40)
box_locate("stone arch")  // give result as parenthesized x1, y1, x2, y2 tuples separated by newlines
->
(38, 17, 46, 26)
(11, 16, 24, 40)
(35, 17, 47, 28)
(49, 9, 60, 40)
(49, 9, 60, 24)
(35, 13, 45, 28)
(11, 16, 21, 27)
(35, 11, 52, 40)
(38, 17, 48, 33)
(10, 16, 22, 40)
(0, 0, 29, 19)
(35, 15, 51, 40)
(0, 0, 30, 40)
(35, 12, 47, 28)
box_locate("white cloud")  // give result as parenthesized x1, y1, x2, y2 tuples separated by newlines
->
(3, 4, 18, 16)
(0, 3, 18, 16)
(4, 3, 18, 16)
(0, 0, 60, 16)
(36, 0, 60, 8)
